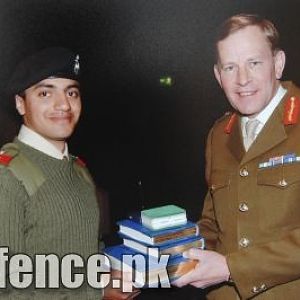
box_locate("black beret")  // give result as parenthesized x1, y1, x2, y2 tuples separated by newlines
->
(7, 47, 80, 96)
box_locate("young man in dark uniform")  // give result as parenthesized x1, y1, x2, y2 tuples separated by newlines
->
(0, 47, 138, 299)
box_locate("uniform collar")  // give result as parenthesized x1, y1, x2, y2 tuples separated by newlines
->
(17, 125, 69, 160)
(241, 84, 287, 127)
(226, 84, 289, 163)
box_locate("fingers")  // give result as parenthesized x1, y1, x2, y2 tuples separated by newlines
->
(182, 248, 205, 260)
(172, 269, 197, 287)
(172, 248, 205, 287)
(173, 250, 229, 289)
(190, 281, 209, 289)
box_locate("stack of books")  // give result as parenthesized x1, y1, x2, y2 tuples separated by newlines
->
(104, 205, 205, 287)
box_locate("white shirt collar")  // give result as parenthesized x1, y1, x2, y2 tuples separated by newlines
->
(17, 125, 69, 160)
(255, 84, 287, 125)
(241, 84, 287, 130)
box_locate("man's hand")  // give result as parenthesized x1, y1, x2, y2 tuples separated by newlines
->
(172, 249, 230, 289)
(103, 270, 141, 300)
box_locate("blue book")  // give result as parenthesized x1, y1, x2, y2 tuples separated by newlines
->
(104, 244, 197, 287)
(122, 235, 205, 257)
(117, 219, 199, 246)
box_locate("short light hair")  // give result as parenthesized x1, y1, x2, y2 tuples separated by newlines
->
(215, 14, 280, 60)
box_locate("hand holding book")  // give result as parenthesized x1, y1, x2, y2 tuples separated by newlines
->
(172, 249, 230, 289)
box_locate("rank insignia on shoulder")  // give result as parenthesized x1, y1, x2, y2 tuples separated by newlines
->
(224, 112, 237, 134)
(0, 152, 13, 166)
(75, 157, 86, 168)
(284, 96, 300, 125)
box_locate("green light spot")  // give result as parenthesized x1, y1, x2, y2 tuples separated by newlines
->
(159, 76, 173, 87)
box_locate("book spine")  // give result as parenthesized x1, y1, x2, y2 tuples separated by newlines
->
(154, 226, 198, 244)
(161, 239, 204, 256)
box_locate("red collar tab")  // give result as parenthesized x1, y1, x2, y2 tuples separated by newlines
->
(0, 152, 13, 166)
(224, 113, 237, 134)
(75, 157, 86, 167)
(284, 96, 300, 125)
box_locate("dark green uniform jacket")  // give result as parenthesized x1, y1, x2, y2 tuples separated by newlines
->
(0, 139, 102, 299)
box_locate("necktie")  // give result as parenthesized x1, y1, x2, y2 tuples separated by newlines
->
(244, 118, 260, 151)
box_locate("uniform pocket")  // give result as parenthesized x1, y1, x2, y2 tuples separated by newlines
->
(209, 170, 230, 193)
(256, 163, 300, 231)
(257, 163, 300, 188)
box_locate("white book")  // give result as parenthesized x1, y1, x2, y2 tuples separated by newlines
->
(141, 205, 187, 230)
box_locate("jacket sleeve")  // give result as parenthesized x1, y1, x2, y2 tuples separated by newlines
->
(0, 167, 27, 252)
(198, 128, 219, 250)
(0, 167, 27, 297)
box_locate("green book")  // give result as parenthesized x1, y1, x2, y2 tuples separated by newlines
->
(141, 205, 187, 230)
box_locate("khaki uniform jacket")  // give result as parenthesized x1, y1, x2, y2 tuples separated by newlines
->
(200, 82, 300, 300)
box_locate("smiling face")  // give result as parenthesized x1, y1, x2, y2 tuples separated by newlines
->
(15, 77, 81, 151)
(214, 25, 286, 118)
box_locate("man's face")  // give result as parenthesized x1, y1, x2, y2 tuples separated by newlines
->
(214, 25, 286, 118)
(15, 78, 81, 149)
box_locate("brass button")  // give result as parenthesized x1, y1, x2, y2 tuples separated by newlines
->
(239, 168, 249, 177)
(260, 283, 267, 291)
(239, 237, 250, 248)
(252, 283, 267, 293)
(239, 203, 249, 212)
(278, 179, 288, 187)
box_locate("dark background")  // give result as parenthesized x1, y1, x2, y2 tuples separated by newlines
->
(1, 1, 300, 299)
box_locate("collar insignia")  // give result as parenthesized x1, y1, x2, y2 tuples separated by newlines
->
(224, 112, 237, 134)
(284, 96, 300, 125)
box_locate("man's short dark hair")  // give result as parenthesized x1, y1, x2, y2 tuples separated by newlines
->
(215, 14, 280, 61)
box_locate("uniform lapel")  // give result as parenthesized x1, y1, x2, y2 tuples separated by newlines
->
(227, 114, 245, 163)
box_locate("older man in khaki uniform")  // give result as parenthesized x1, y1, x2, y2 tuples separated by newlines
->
(174, 14, 300, 300)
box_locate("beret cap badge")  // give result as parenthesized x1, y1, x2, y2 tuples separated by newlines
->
(74, 54, 80, 75)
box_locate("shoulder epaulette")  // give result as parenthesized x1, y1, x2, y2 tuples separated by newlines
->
(75, 156, 86, 168)
(284, 96, 300, 125)
(0, 152, 14, 166)
(0, 143, 20, 166)
(224, 112, 237, 134)
(72, 156, 94, 186)
(0, 142, 45, 196)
